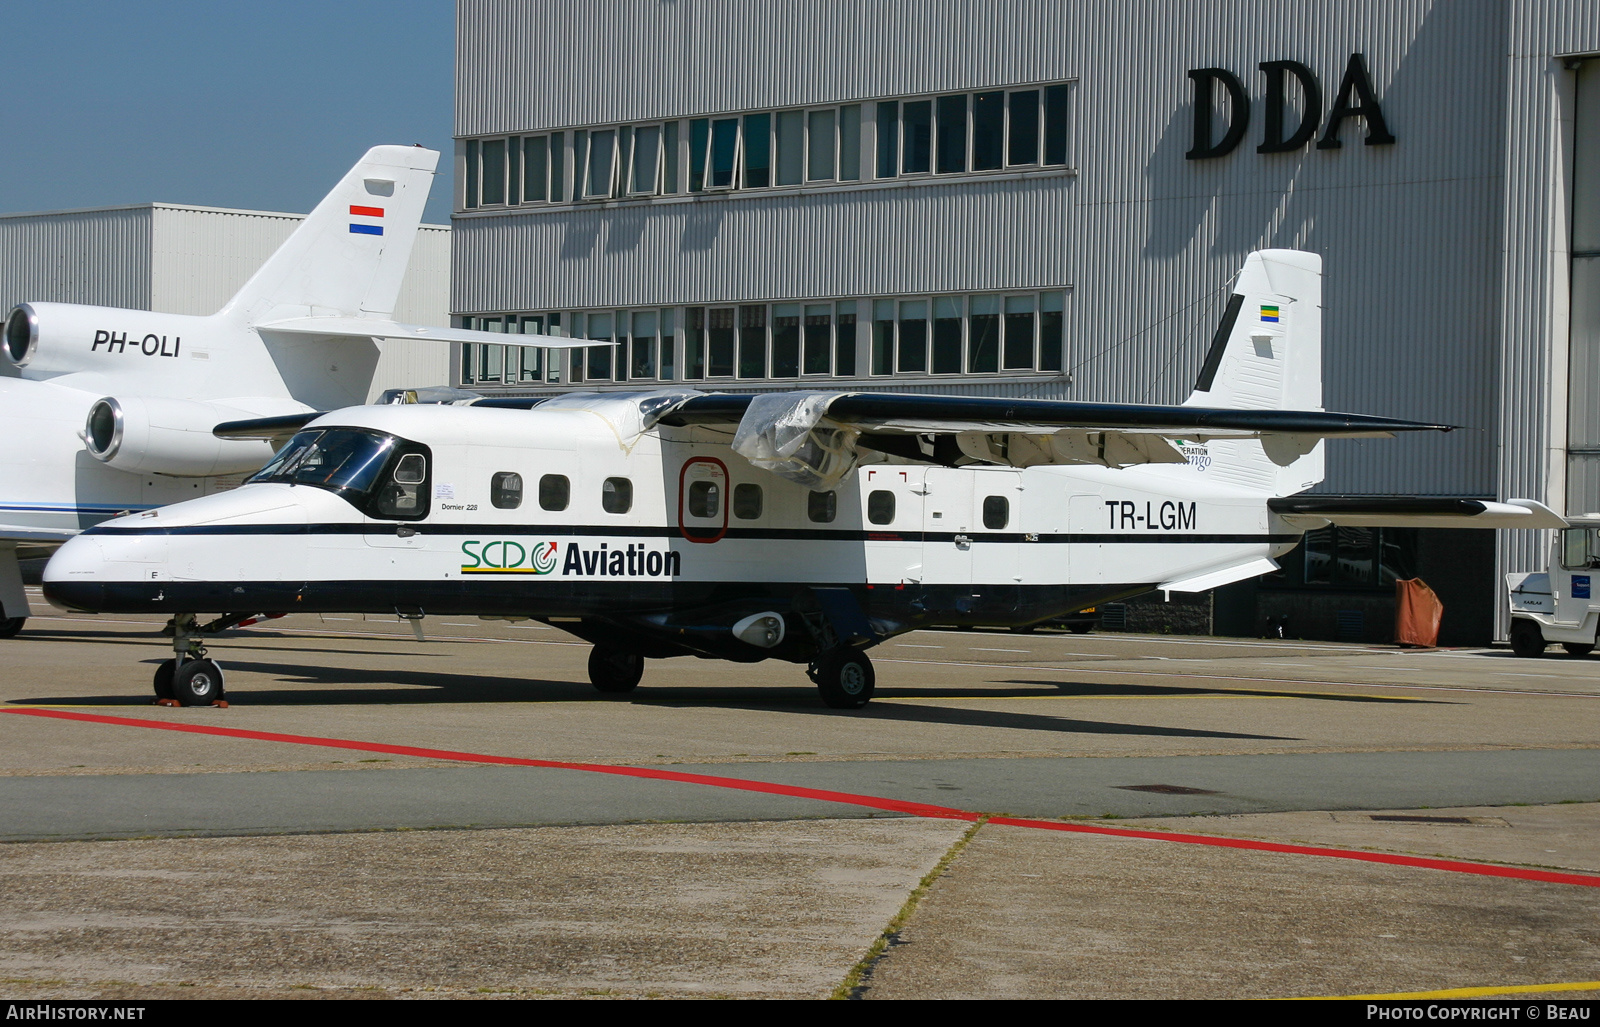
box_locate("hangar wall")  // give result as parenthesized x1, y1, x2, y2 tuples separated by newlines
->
(0, 204, 454, 401)
(452, 0, 1600, 642)
(452, 0, 1505, 498)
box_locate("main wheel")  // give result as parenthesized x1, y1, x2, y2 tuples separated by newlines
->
(1509, 620, 1546, 659)
(0, 617, 24, 638)
(172, 659, 225, 706)
(588, 646, 644, 693)
(153, 659, 177, 700)
(1068, 622, 1093, 635)
(1562, 642, 1594, 657)
(813, 651, 875, 709)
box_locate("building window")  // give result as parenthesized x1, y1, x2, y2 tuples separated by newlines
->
(458, 290, 1064, 390)
(458, 84, 1064, 211)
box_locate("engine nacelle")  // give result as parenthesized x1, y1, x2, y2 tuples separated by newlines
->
(3, 302, 214, 377)
(84, 396, 278, 477)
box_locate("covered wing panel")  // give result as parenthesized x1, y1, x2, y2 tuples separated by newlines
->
(662, 391, 1451, 438)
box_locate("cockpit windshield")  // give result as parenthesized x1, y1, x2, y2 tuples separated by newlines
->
(249, 429, 397, 494)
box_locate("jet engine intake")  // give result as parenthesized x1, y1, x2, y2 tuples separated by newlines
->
(4, 305, 38, 367)
(84, 396, 280, 477)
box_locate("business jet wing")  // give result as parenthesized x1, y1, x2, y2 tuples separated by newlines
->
(0, 525, 77, 543)
(256, 317, 599, 348)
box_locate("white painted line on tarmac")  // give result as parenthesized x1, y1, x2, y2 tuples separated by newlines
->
(874, 656, 1600, 698)
(970, 648, 1030, 653)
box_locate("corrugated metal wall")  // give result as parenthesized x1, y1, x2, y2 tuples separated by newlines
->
(455, 0, 1512, 498)
(0, 207, 151, 310)
(1493, 2, 1600, 634)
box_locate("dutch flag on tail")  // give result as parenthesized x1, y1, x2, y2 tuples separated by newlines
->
(349, 205, 384, 236)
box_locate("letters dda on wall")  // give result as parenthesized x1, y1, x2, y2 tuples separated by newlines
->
(1186, 52, 1396, 160)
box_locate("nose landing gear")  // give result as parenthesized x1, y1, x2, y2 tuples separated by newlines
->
(154, 613, 228, 707)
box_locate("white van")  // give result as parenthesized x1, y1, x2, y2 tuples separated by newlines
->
(1506, 517, 1600, 657)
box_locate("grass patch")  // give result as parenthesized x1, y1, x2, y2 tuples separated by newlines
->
(831, 817, 987, 1000)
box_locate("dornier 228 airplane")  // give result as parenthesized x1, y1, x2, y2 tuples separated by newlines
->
(43, 250, 1564, 709)
(0, 145, 590, 637)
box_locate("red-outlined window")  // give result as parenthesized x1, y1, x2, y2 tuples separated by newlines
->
(677, 456, 729, 543)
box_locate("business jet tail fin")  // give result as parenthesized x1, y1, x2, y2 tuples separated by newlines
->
(217, 146, 439, 326)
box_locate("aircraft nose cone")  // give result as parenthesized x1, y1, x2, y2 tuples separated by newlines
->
(41, 534, 109, 612)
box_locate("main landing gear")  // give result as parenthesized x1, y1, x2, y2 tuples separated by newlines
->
(808, 649, 876, 709)
(154, 613, 228, 707)
(588, 645, 644, 694)
(583, 643, 878, 709)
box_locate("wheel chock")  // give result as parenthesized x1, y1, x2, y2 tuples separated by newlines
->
(153, 698, 180, 707)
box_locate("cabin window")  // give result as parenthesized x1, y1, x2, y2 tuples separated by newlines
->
(602, 476, 633, 514)
(982, 495, 1009, 529)
(688, 480, 720, 518)
(868, 490, 895, 525)
(808, 490, 837, 523)
(539, 474, 570, 511)
(490, 472, 523, 509)
(733, 483, 763, 519)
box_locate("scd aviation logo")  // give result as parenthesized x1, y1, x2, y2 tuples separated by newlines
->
(460, 540, 682, 577)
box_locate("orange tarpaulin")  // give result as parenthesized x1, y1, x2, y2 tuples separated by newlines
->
(1395, 578, 1443, 648)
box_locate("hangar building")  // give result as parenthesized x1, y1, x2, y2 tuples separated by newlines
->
(449, 0, 1599, 644)
(0, 202, 452, 402)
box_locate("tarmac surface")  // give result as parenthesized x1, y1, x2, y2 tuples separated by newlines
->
(2, 589, 1599, 1000)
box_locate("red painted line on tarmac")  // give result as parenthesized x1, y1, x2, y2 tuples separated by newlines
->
(8, 706, 1600, 889)
(0, 708, 976, 822)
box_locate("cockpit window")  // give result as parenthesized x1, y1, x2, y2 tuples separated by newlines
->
(250, 428, 431, 520)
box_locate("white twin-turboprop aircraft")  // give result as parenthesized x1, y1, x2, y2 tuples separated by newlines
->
(0, 145, 587, 636)
(43, 249, 1565, 709)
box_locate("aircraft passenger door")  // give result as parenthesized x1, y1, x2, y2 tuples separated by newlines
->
(922, 467, 974, 585)
(970, 469, 1023, 588)
(860, 467, 924, 585)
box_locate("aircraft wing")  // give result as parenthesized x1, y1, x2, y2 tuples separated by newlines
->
(658, 391, 1451, 439)
(0, 525, 77, 543)
(256, 317, 602, 349)
(1267, 497, 1566, 530)
(659, 389, 1458, 487)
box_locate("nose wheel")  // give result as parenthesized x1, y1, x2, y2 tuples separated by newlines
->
(154, 614, 228, 706)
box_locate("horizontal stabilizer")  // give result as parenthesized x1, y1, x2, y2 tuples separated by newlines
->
(257, 317, 602, 349)
(213, 412, 325, 440)
(1268, 497, 1566, 529)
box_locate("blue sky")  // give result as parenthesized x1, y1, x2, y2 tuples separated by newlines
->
(0, 0, 456, 223)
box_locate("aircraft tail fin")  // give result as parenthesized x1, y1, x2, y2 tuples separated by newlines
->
(1182, 249, 1325, 496)
(217, 146, 439, 326)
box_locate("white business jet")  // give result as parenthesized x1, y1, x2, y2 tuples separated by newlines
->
(0, 145, 586, 636)
(43, 250, 1564, 708)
